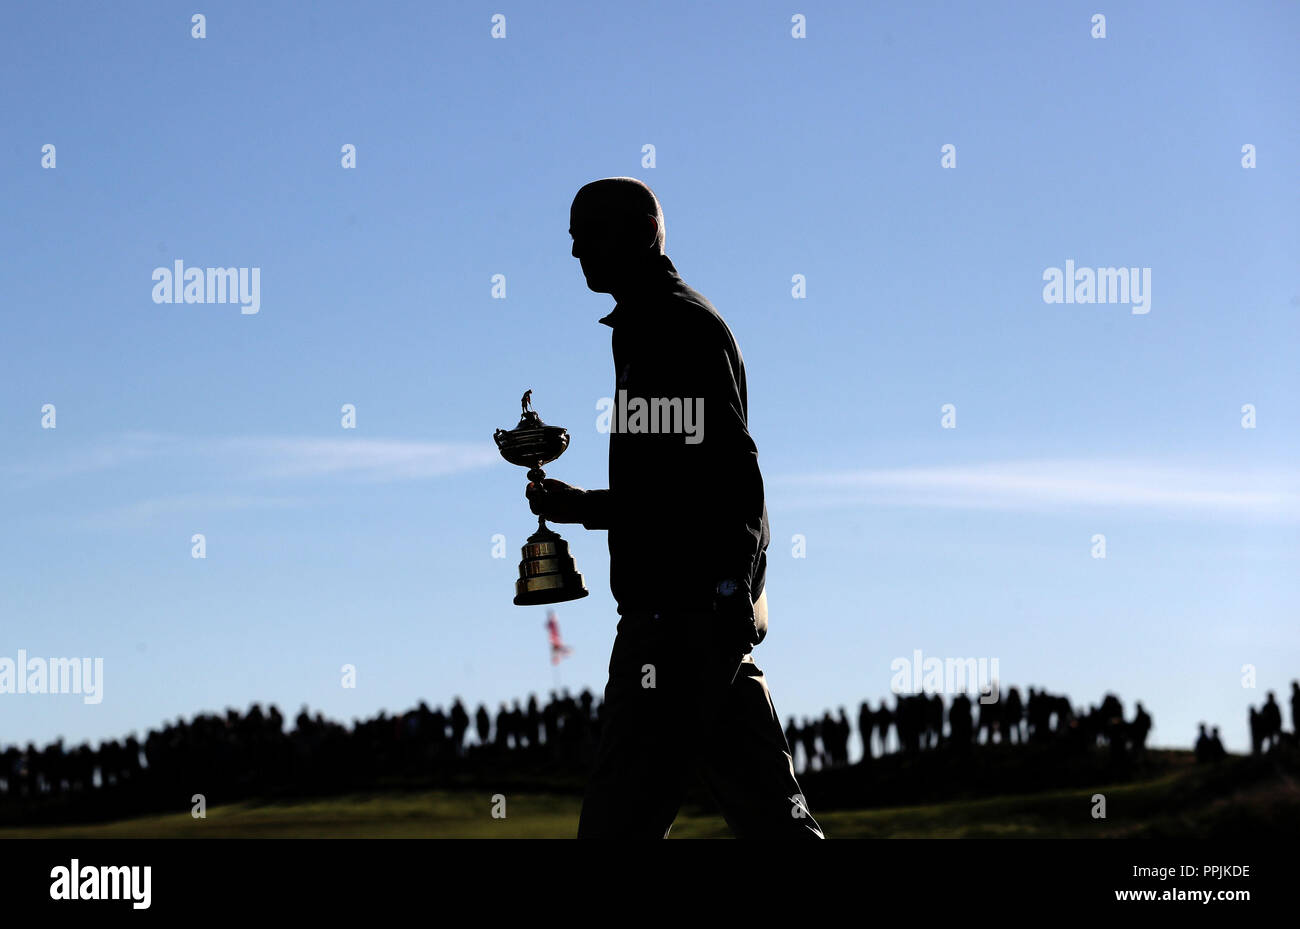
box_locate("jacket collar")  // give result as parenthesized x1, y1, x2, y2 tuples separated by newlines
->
(598, 254, 681, 327)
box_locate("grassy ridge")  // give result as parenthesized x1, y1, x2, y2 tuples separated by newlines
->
(4, 751, 1295, 838)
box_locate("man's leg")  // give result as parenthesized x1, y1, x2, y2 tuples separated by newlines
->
(577, 611, 688, 838)
(695, 654, 825, 838)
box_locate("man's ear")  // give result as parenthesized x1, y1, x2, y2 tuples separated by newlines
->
(646, 215, 660, 250)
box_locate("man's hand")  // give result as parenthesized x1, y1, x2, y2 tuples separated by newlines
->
(525, 478, 589, 524)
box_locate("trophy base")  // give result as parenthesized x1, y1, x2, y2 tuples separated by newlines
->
(512, 520, 589, 607)
(513, 580, 589, 607)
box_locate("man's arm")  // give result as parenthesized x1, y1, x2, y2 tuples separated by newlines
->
(666, 316, 766, 623)
(705, 395, 766, 607)
(525, 479, 608, 526)
(579, 488, 613, 530)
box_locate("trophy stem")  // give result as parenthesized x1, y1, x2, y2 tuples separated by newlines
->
(527, 466, 549, 538)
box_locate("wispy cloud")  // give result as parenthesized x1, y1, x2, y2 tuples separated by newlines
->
(8, 432, 502, 486)
(7, 433, 185, 482)
(214, 436, 501, 481)
(775, 460, 1300, 520)
(5, 432, 504, 528)
(78, 493, 311, 528)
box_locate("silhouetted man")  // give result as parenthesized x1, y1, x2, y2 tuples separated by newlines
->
(876, 700, 893, 755)
(928, 693, 945, 748)
(802, 716, 821, 772)
(509, 700, 526, 749)
(1004, 687, 1023, 745)
(526, 694, 542, 749)
(1261, 691, 1283, 751)
(1208, 726, 1226, 761)
(821, 711, 838, 766)
(528, 177, 822, 838)
(449, 698, 469, 756)
(1130, 701, 1152, 758)
(948, 693, 972, 750)
(1195, 722, 1212, 763)
(786, 717, 804, 771)
(857, 702, 874, 762)
(975, 694, 995, 745)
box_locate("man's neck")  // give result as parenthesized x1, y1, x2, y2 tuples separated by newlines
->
(609, 254, 675, 304)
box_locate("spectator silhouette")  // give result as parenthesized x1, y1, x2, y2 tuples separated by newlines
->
(1261, 692, 1283, 751)
(785, 717, 804, 772)
(948, 693, 972, 751)
(875, 700, 893, 756)
(1004, 687, 1024, 745)
(1208, 726, 1226, 761)
(1195, 723, 1212, 763)
(1130, 702, 1152, 758)
(449, 699, 469, 756)
(857, 702, 874, 762)
(800, 717, 820, 772)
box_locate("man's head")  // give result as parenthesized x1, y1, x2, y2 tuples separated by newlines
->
(569, 177, 665, 293)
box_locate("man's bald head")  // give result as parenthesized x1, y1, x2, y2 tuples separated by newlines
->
(569, 177, 667, 295)
(571, 177, 665, 253)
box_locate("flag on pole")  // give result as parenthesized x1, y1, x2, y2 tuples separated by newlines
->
(546, 610, 573, 665)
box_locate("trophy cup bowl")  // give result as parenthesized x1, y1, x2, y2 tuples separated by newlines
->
(494, 390, 589, 606)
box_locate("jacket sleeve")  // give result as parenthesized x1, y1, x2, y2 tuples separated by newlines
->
(580, 488, 613, 530)
(670, 318, 765, 600)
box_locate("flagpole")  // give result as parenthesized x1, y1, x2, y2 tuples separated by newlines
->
(546, 608, 570, 691)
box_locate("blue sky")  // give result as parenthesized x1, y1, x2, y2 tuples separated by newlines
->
(1, 1, 1296, 756)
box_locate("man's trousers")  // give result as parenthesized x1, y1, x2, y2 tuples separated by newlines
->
(576, 606, 824, 838)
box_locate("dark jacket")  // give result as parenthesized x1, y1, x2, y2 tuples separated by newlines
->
(581, 254, 769, 617)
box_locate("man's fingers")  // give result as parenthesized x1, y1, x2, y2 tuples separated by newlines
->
(525, 480, 584, 522)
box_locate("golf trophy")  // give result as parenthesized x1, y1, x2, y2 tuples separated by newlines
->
(493, 390, 589, 606)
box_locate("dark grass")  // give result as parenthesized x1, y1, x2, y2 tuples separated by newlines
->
(4, 750, 1295, 838)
